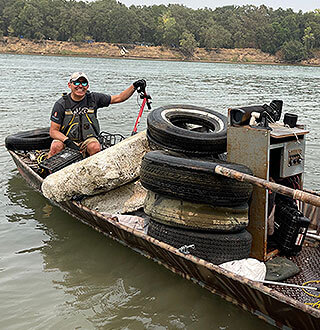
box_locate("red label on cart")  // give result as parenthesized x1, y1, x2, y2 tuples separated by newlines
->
(295, 228, 306, 246)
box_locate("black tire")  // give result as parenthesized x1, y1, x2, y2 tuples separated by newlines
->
(5, 127, 52, 151)
(147, 219, 252, 265)
(140, 150, 253, 207)
(144, 191, 249, 232)
(147, 105, 227, 154)
(147, 130, 222, 157)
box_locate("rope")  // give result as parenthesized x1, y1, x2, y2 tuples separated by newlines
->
(35, 150, 48, 165)
(269, 121, 301, 144)
(303, 280, 320, 309)
(35, 150, 48, 174)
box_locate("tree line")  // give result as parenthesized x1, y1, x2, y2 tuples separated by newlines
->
(1, 0, 320, 62)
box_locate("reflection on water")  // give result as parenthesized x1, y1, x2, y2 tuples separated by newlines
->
(3, 174, 274, 329)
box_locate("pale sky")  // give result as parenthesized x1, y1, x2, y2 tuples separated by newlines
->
(114, 0, 319, 12)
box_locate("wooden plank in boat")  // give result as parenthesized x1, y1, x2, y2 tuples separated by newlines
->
(269, 124, 309, 138)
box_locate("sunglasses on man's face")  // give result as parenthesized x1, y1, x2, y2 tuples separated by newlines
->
(72, 81, 88, 87)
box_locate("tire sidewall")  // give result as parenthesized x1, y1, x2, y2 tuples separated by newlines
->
(147, 105, 227, 154)
(144, 191, 249, 232)
(5, 127, 52, 151)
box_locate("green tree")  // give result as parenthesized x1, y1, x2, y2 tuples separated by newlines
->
(199, 20, 232, 48)
(280, 40, 306, 62)
(38, 0, 61, 40)
(303, 10, 320, 48)
(184, 8, 213, 43)
(129, 5, 159, 44)
(303, 26, 315, 52)
(269, 9, 302, 51)
(168, 4, 191, 33)
(179, 30, 197, 56)
(107, 4, 140, 43)
(256, 23, 278, 54)
(88, 0, 139, 43)
(66, 0, 90, 42)
(157, 10, 180, 46)
(2, 0, 25, 37)
(13, 1, 44, 39)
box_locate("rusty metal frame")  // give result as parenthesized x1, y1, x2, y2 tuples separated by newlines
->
(227, 126, 269, 260)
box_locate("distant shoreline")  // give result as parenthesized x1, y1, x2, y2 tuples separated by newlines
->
(1, 37, 320, 66)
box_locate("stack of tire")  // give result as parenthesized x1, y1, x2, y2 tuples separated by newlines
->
(140, 105, 253, 265)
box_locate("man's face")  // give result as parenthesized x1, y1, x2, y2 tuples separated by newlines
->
(68, 77, 89, 99)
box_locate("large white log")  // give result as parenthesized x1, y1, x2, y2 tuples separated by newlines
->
(42, 131, 150, 202)
(81, 180, 147, 215)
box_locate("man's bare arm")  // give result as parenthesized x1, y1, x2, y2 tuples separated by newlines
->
(49, 122, 68, 142)
(110, 85, 135, 104)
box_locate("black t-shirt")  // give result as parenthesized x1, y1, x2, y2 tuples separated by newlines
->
(50, 92, 111, 125)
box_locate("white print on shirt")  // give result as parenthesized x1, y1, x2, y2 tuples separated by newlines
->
(72, 107, 90, 115)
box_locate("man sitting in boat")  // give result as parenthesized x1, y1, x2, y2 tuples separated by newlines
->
(48, 71, 146, 158)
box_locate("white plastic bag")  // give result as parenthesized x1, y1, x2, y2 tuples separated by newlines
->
(219, 258, 266, 281)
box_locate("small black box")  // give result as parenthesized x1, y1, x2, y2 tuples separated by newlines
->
(284, 113, 298, 128)
(273, 202, 310, 256)
(40, 148, 83, 173)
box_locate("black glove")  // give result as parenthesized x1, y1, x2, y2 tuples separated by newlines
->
(133, 79, 146, 92)
(64, 138, 80, 151)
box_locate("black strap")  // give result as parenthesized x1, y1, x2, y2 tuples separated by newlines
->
(62, 92, 72, 110)
(62, 91, 95, 110)
(86, 91, 95, 108)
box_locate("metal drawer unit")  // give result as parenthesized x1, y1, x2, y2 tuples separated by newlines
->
(227, 123, 309, 261)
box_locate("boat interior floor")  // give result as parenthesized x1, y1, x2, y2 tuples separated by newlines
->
(267, 245, 320, 305)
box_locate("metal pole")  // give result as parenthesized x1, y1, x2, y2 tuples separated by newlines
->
(256, 280, 320, 291)
(131, 97, 147, 136)
(306, 232, 320, 241)
(214, 165, 320, 207)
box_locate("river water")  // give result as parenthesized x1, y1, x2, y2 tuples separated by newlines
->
(1, 54, 320, 329)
